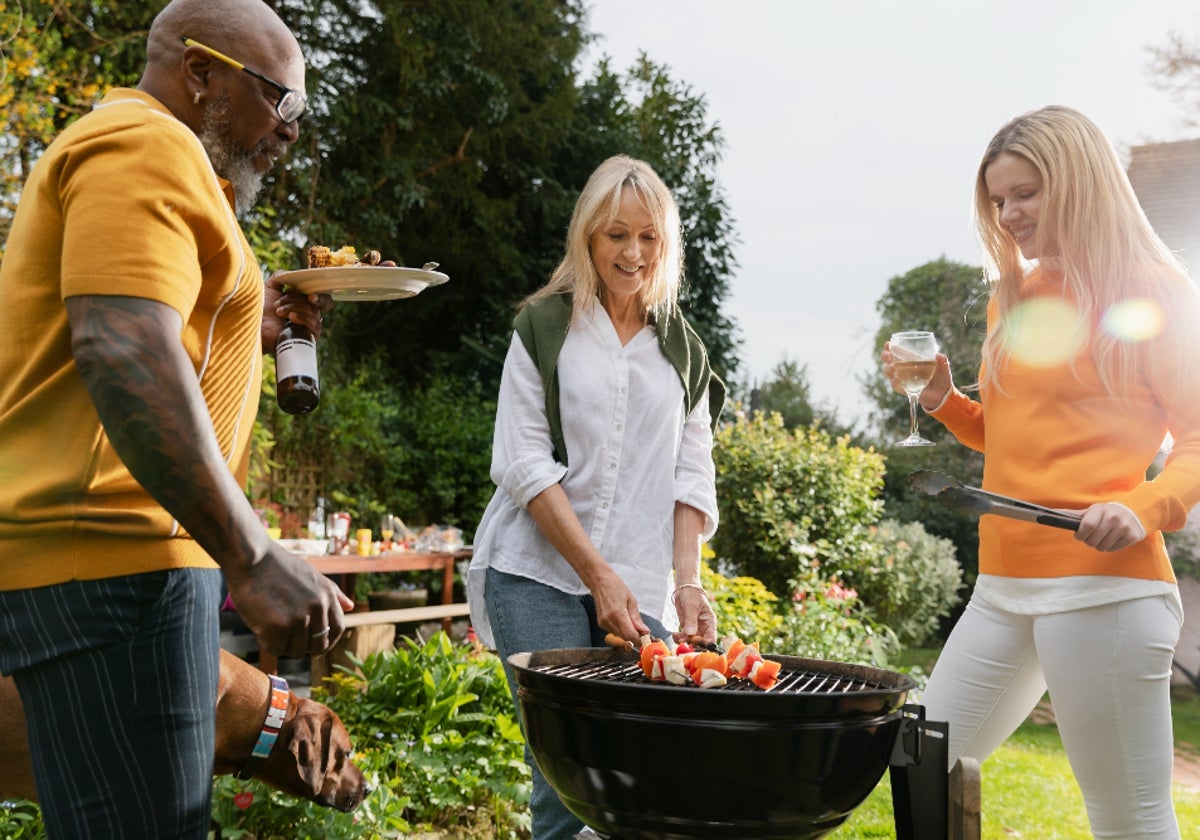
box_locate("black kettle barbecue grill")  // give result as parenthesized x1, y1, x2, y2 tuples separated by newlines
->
(509, 647, 958, 840)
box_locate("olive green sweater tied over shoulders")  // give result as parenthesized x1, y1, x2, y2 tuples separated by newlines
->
(513, 292, 725, 466)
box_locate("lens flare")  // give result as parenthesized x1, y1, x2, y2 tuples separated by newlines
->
(1004, 298, 1086, 367)
(1101, 298, 1163, 343)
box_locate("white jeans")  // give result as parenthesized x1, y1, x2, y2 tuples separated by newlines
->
(923, 593, 1182, 839)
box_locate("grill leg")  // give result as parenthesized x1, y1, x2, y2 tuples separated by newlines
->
(890, 708, 949, 840)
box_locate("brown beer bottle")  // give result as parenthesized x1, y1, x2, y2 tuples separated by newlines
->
(275, 321, 320, 414)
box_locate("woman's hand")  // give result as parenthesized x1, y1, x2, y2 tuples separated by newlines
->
(672, 586, 716, 645)
(881, 343, 955, 411)
(588, 563, 651, 644)
(1072, 502, 1147, 552)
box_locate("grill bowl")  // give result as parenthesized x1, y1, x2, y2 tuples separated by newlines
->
(509, 647, 915, 839)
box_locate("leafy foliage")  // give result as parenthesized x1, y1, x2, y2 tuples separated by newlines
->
(617, 55, 742, 379)
(0, 799, 43, 839)
(0, 1, 153, 252)
(711, 411, 886, 595)
(864, 257, 989, 443)
(2, 2, 743, 530)
(253, 2, 741, 398)
(209, 633, 530, 839)
(703, 563, 898, 667)
(774, 583, 900, 667)
(262, 350, 497, 533)
(836, 519, 963, 647)
(749, 357, 819, 429)
(701, 564, 783, 642)
(862, 258, 989, 579)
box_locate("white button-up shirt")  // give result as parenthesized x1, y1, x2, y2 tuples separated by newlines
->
(467, 299, 718, 647)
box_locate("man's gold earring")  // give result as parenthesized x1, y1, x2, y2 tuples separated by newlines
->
(194, 91, 202, 105)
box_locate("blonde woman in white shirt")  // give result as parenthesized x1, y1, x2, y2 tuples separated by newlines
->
(466, 154, 724, 840)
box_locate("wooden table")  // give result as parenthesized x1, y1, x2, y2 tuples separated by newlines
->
(257, 548, 473, 674)
(308, 548, 473, 611)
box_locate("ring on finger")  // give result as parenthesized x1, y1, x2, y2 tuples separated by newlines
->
(312, 626, 330, 639)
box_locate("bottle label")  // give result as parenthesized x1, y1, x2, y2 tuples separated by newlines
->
(276, 337, 318, 381)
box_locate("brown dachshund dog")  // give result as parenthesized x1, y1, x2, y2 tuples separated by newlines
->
(0, 649, 370, 812)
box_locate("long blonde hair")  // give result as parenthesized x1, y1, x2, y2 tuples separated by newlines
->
(523, 155, 684, 319)
(973, 105, 1188, 394)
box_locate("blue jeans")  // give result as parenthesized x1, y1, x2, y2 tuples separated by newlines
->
(485, 567, 670, 840)
(0, 569, 222, 839)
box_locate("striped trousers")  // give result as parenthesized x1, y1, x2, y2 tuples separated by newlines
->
(0, 569, 221, 839)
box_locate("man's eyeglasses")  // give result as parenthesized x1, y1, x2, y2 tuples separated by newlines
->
(181, 36, 307, 124)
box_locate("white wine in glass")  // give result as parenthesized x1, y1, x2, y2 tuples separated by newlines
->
(890, 330, 938, 447)
(380, 514, 397, 547)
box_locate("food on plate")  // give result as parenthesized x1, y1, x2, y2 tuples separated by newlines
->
(305, 244, 384, 268)
(614, 632, 782, 691)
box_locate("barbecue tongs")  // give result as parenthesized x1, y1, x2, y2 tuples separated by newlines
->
(908, 470, 1082, 532)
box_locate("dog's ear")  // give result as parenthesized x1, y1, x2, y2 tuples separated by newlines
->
(286, 713, 330, 797)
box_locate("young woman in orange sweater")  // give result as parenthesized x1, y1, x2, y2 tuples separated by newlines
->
(884, 105, 1200, 838)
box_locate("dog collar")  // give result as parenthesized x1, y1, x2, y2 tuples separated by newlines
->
(237, 673, 290, 781)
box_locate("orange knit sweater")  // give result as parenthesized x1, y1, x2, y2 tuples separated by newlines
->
(931, 268, 1200, 582)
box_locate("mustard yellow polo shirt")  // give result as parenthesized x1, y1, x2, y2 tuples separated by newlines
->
(0, 88, 264, 588)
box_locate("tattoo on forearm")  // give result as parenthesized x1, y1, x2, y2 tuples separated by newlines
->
(67, 295, 248, 551)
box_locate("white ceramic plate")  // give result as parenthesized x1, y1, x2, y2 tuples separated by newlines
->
(276, 538, 331, 556)
(276, 265, 450, 301)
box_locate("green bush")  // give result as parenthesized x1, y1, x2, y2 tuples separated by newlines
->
(711, 411, 886, 596)
(0, 800, 42, 839)
(772, 580, 900, 667)
(209, 633, 530, 839)
(702, 564, 898, 667)
(1166, 527, 1200, 580)
(264, 356, 497, 535)
(834, 519, 963, 647)
(702, 564, 784, 642)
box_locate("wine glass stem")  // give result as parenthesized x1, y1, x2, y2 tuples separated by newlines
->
(908, 393, 920, 438)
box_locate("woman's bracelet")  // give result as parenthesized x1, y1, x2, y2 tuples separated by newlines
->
(672, 583, 708, 601)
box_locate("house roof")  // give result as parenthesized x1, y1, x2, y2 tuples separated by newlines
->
(1127, 138, 1200, 274)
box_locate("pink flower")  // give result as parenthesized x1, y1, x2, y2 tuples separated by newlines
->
(824, 581, 858, 602)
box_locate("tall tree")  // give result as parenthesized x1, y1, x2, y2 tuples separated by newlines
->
(0, 1, 154, 252)
(266, 0, 594, 390)
(620, 55, 741, 381)
(1149, 29, 1200, 127)
(752, 357, 817, 429)
(3, 1, 744, 524)
(864, 257, 989, 579)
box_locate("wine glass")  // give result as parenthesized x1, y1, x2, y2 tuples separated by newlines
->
(889, 330, 938, 447)
(380, 514, 397, 548)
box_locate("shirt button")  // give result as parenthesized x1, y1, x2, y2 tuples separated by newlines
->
(609, 463, 617, 470)
(615, 424, 623, 431)
(601, 502, 610, 509)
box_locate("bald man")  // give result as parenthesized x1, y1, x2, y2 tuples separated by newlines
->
(0, 1, 352, 836)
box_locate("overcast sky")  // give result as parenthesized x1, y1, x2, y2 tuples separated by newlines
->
(582, 0, 1200, 425)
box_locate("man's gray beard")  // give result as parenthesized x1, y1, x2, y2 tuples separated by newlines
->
(197, 93, 266, 218)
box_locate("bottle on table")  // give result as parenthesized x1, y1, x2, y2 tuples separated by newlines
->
(307, 496, 326, 541)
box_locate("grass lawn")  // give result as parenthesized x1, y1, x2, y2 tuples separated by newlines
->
(831, 650, 1200, 838)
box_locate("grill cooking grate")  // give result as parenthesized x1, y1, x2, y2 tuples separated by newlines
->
(531, 658, 889, 694)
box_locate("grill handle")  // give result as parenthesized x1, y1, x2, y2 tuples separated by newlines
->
(889, 703, 927, 766)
